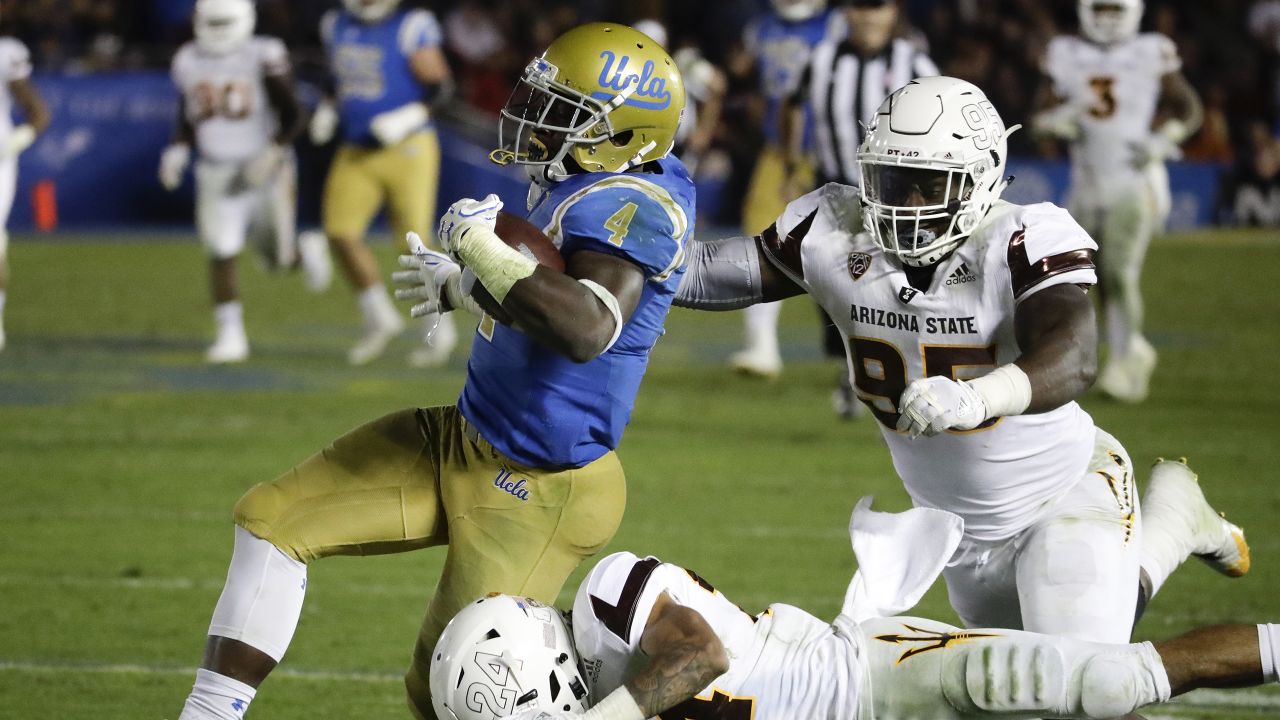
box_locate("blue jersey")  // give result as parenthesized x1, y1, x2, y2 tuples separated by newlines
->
(320, 8, 441, 146)
(744, 10, 836, 146)
(458, 156, 696, 469)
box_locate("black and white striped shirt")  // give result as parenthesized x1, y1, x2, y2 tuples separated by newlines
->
(795, 36, 938, 185)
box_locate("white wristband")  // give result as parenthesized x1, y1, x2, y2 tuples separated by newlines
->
(965, 364, 1032, 420)
(581, 687, 644, 720)
(578, 279, 623, 352)
(453, 225, 537, 302)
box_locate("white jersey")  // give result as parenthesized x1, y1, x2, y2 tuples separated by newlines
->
(573, 551, 866, 720)
(1043, 34, 1180, 201)
(0, 37, 33, 140)
(764, 184, 1098, 541)
(171, 37, 290, 163)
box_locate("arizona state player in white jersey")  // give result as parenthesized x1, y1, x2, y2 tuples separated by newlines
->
(0, 17, 50, 352)
(160, 0, 325, 363)
(673, 76, 1245, 649)
(1032, 0, 1202, 403)
(428, 503, 1280, 720)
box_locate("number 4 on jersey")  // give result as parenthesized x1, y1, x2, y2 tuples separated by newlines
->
(604, 202, 639, 246)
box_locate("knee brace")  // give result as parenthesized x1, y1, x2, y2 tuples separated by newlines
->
(941, 636, 1170, 718)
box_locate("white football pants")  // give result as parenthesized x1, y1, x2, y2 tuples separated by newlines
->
(195, 155, 297, 265)
(941, 428, 1142, 643)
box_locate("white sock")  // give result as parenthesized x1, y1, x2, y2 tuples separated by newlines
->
(357, 284, 397, 326)
(1105, 300, 1131, 358)
(743, 300, 782, 356)
(179, 668, 257, 720)
(1259, 624, 1280, 682)
(207, 526, 307, 662)
(1140, 503, 1188, 599)
(213, 302, 245, 336)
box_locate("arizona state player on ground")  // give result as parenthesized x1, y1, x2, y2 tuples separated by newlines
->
(174, 23, 694, 720)
(429, 503, 1280, 720)
(674, 76, 1245, 654)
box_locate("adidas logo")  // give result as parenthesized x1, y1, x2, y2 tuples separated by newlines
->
(945, 262, 977, 286)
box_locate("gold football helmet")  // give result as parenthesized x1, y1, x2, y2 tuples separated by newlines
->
(491, 22, 686, 183)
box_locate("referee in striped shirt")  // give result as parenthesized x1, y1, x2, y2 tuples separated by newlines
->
(780, 0, 938, 418)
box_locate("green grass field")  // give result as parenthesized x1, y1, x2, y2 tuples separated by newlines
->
(2, 229, 1278, 719)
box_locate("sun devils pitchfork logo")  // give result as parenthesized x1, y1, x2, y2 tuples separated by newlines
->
(874, 623, 1002, 663)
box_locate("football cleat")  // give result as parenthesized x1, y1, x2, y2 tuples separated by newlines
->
(1098, 336, 1157, 404)
(407, 312, 458, 369)
(297, 231, 333, 293)
(729, 347, 783, 380)
(348, 311, 405, 366)
(1145, 457, 1250, 578)
(206, 331, 249, 364)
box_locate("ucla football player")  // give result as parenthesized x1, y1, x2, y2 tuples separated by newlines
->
(174, 23, 693, 720)
(309, 0, 453, 366)
(729, 0, 837, 379)
(0, 8, 49, 352)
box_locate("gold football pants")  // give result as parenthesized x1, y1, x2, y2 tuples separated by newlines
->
(322, 129, 441, 248)
(742, 144, 815, 236)
(232, 405, 626, 720)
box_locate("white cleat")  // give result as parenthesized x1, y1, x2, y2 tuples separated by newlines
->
(297, 231, 333, 293)
(1145, 457, 1250, 578)
(205, 332, 250, 364)
(348, 312, 405, 366)
(1099, 336, 1157, 403)
(408, 312, 458, 368)
(728, 347, 783, 380)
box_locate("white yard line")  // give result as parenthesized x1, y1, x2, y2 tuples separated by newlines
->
(0, 658, 401, 684)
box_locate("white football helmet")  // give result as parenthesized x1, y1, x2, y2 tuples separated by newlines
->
(342, 0, 400, 23)
(430, 595, 590, 720)
(193, 0, 255, 56)
(859, 76, 1018, 268)
(1079, 0, 1143, 45)
(770, 0, 828, 22)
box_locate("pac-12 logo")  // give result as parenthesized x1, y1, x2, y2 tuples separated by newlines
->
(595, 51, 673, 110)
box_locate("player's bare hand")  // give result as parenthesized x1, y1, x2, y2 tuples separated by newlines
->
(896, 376, 988, 438)
(393, 231, 462, 317)
(438, 194, 503, 259)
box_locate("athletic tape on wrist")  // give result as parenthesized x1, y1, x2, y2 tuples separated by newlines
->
(453, 225, 537, 302)
(966, 364, 1032, 420)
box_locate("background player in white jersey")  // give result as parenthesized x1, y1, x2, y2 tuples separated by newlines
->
(428, 504, 1280, 720)
(673, 76, 1245, 649)
(1033, 0, 1203, 403)
(0, 20, 50, 352)
(159, 0, 319, 363)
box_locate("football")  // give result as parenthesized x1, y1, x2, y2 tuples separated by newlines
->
(495, 211, 566, 272)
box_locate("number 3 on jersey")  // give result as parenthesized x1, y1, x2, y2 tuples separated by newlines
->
(850, 337, 1001, 432)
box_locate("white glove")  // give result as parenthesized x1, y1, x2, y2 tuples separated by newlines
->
(438, 193, 503, 260)
(3, 124, 36, 158)
(1031, 104, 1082, 142)
(1129, 122, 1186, 168)
(158, 143, 191, 192)
(238, 144, 286, 190)
(309, 99, 339, 145)
(896, 376, 989, 439)
(392, 231, 482, 317)
(370, 101, 429, 146)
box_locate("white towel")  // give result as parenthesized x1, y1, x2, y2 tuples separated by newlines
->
(840, 496, 965, 622)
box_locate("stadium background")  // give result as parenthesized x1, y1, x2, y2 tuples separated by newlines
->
(2, 0, 1279, 718)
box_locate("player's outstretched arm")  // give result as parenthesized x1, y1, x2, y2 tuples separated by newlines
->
(9, 77, 49, 135)
(674, 234, 806, 311)
(624, 592, 730, 717)
(1011, 283, 1098, 412)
